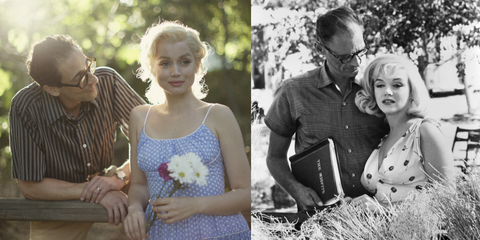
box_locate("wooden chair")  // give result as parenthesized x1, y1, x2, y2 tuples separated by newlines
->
(451, 126, 480, 171)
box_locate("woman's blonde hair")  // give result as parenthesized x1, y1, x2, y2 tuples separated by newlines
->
(355, 54, 430, 118)
(138, 20, 210, 104)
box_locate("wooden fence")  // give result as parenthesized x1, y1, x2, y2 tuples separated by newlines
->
(0, 198, 108, 222)
(0, 198, 251, 230)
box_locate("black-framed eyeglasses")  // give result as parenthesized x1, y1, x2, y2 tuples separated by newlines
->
(57, 56, 96, 89)
(319, 42, 369, 64)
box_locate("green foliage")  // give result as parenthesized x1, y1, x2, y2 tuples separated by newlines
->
(0, 67, 12, 97)
(0, 0, 251, 181)
(0, 115, 10, 182)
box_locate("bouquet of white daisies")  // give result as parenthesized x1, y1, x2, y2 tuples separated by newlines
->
(145, 152, 209, 233)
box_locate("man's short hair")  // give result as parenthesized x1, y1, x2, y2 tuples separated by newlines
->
(25, 35, 82, 87)
(316, 6, 364, 44)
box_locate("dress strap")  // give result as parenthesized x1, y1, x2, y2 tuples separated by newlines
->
(202, 104, 215, 124)
(143, 105, 153, 129)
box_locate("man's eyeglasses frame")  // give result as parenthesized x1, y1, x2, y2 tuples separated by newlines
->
(56, 56, 96, 89)
(317, 41, 369, 64)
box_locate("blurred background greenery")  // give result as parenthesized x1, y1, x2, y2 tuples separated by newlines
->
(0, 0, 251, 185)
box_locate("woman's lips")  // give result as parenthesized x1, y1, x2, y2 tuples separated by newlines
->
(382, 99, 395, 104)
(169, 81, 184, 87)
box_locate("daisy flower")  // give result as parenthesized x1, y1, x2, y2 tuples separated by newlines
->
(192, 161, 209, 186)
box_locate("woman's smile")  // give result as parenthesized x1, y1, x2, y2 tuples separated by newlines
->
(381, 98, 395, 105)
(169, 81, 184, 87)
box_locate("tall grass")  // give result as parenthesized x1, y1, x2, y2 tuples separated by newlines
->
(252, 170, 480, 240)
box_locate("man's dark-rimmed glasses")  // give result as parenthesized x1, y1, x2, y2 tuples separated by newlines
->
(319, 42, 369, 64)
(57, 56, 96, 89)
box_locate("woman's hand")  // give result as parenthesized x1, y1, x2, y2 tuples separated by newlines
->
(124, 206, 148, 240)
(345, 194, 382, 212)
(152, 197, 201, 224)
(81, 175, 123, 203)
(98, 190, 128, 225)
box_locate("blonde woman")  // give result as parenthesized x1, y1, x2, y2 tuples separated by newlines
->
(123, 21, 251, 239)
(350, 54, 454, 210)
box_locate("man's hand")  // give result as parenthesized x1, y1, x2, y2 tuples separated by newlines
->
(98, 190, 128, 225)
(293, 185, 323, 211)
(266, 131, 324, 211)
(81, 175, 123, 203)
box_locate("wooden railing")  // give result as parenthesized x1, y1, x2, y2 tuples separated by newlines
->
(0, 198, 108, 222)
(0, 198, 251, 229)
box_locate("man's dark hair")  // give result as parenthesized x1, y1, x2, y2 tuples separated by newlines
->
(316, 6, 364, 44)
(25, 35, 82, 87)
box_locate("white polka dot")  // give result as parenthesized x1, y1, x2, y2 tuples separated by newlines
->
(138, 124, 249, 239)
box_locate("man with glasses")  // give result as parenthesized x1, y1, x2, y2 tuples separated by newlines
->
(9, 35, 145, 240)
(265, 6, 389, 214)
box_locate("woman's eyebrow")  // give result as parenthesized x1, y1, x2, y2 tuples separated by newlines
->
(157, 53, 193, 59)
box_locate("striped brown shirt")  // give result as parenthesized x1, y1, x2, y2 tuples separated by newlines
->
(9, 67, 145, 183)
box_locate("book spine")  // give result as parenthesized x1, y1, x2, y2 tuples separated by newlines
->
(328, 138, 344, 198)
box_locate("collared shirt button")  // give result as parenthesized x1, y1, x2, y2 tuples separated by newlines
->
(345, 125, 349, 129)
(348, 149, 352, 153)
(87, 163, 91, 167)
(83, 144, 87, 148)
(342, 102, 347, 106)
(351, 173, 356, 177)
(352, 184, 355, 188)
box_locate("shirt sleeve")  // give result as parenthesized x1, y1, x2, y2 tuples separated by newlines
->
(111, 70, 146, 139)
(264, 81, 297, 138)
(9, 99, 46, 181)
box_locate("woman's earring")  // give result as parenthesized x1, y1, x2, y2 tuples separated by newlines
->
(200, 76, 209, 95)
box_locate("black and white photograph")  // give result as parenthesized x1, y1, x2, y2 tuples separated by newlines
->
(251, 0, 480, 239)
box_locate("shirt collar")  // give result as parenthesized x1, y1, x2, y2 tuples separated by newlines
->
(317, 63, 334, 89)
(317, 61, 357, 89)
(42, 91, 99, 126)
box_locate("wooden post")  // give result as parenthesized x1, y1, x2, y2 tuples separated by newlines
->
(0, 198, 109, 222)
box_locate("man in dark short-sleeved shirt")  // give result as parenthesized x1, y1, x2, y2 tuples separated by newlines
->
(9, 35, 145, 240)
(265, 6, 389, 212)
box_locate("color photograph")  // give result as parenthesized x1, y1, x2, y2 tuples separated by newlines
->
(0, 0, 251, 239)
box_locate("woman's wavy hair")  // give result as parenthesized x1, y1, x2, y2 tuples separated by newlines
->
(355, 54, 430, 118)
(137, 20, 210, 104)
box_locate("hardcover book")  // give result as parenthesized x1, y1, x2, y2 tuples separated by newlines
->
(289, 137, 344, 206)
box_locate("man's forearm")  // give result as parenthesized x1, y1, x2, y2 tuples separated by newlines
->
(267, 156, 302, 199)
(266, 131, 302, 200)
(17, 178, 88, 201)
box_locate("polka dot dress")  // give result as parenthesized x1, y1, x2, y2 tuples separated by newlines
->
(360, 118, 435, 204)
(137, 105, 251, 239)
